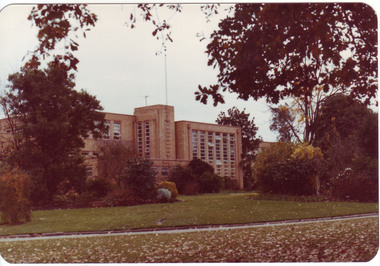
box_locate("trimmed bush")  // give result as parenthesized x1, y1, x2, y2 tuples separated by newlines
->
(156, 188, 172, 203)
(169, 165, 198, 195)
(158, 181, 178, 201)
(188, 158, 214, 176)
(0, 164, 31, 225)
(198, 172, 223, 193)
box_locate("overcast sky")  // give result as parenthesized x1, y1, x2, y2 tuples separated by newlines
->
(0, 1, 378, 142)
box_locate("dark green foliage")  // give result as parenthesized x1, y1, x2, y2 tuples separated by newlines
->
(120, 157, 157, 201)
(196, 3, 377, 106)
(1, 63, 106, 203)
(330, 162, 378, 202)
(85, 177, 113, 198)
(198, 171, 223, 193)
(169, 165, 199, 195)
(314, 94, 378, 201)
(275, 159, 317, 196)
(222, 176, 240, 190)
(216, 107, 262, 190)
(188, 158, 214, 177)
(170, 159, 222, 195)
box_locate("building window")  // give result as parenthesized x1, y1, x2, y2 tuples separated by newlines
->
(113, 121, 121, 140)
(200, 131, 206, 161)
(161, 166, 169, 176)
(208, 132, 214, 163)
(230, 134, 235, 162)
(230, 162, 236, 178)
(223, 133, 229, 164)
(192, 130, 198, 159)
(85, 165, 93, 178)
(137, 122, 143, 155)
(215, 133, 221, 165)
(145, 121, 150, 158)
(103, 121, 110, 139)
(224, 166, 230, 177)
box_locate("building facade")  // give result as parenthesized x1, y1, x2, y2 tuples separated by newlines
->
(0, 104, 244, 189)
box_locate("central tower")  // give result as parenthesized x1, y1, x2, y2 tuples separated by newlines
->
(133, 105, 176, 161)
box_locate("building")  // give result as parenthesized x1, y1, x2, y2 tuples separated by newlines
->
(73, 105, 244, 188)
(0, 105, 245, 188)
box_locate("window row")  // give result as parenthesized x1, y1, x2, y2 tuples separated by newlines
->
(192, 130, 236, 162)
(137, 121, 150, 158)
(192, 130, 236, 177)
(103, 121, 121, 140)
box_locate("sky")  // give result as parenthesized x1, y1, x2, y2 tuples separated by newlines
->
(0, 1, 379, 142)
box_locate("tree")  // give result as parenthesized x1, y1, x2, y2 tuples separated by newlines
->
(1, 62, 106, 203)
(216, 107, 261, 189)
(313, 94, 377, 154)
(120, 157, 157, 201)
(195, 3, 377, 107)
(270, 105, 301, 143)
(97, 140, 136, 185)
(26, 4, 97, 72)
(312, 94, 378, 199)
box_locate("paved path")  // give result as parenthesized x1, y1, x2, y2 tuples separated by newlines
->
(0, 213, 377, 242)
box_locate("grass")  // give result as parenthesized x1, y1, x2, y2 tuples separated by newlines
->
(0, 192, 378, 236)
(0, 217, 378, 263)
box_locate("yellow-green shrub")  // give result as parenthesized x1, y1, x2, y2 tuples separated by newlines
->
(0, 164, 31, 225)
(158, 181, 178, 201)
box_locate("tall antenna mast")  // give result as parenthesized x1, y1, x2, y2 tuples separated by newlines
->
(155, 5, 169, 106)
(164, 45, 168, 105)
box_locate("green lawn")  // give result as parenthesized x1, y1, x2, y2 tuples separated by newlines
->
(1, 217, 378, 263)
(0, 192, 378, 236)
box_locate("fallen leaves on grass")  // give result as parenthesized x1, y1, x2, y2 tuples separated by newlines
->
(0, 217, 378, 263)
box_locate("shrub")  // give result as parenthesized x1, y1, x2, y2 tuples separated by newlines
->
(158, 181, 178, 201)
(85, 177, 113, 197)
(329, 156, 378, 202)
(102, 187, 139, 207)
(0, 164, 31, 225)
(120, 157, 157, 201)
(253, 142, 295, 194)
(170, 159, 222, 195)
(223, 176, 240, 190)
(253, 142, 320, 196)
(156, 188, 172, 203)
(198, 172, 223, 193)
(169, 165, 198, 195)
(75, 191, 98, 207)
(188, 158, 214, 176)
(275, 159, 317, 196)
